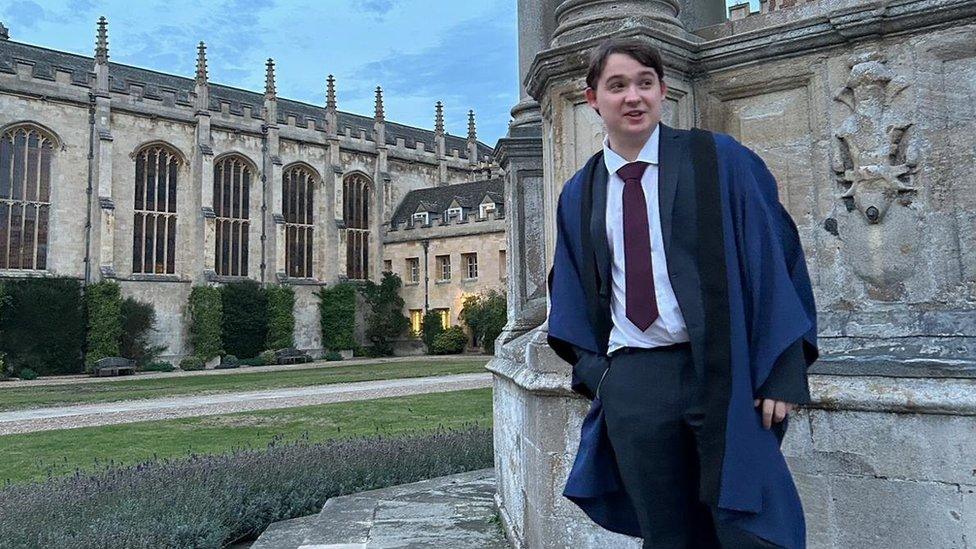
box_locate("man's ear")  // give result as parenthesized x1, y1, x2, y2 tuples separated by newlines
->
(584, 87, 600, 117)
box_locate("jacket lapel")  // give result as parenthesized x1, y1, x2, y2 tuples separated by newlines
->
(658, 123, 684, 256)
(590, 160, 611, 299)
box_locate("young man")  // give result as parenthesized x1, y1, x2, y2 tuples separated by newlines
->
(547, 38, 818, 549)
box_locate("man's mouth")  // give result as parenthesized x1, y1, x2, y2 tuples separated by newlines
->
(624, 111, 644, 119)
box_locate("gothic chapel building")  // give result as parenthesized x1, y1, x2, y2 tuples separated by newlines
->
(0, 19, 495, 360)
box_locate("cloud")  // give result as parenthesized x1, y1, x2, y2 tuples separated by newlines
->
(358, 0, 398, 17)
(348, 0, 517, 143)
(2, 0, 53, 30)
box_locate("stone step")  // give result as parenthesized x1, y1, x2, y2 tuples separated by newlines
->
(249, 514, 319, 549)
(251, 468, 508, 549)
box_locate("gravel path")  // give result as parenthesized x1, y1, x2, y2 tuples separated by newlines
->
(0, 355, 488, 388)
(0, 373, 492, 435)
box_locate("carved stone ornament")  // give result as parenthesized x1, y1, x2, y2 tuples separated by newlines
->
(833, 52, 918, 225)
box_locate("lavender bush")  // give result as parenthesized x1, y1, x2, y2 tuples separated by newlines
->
(0, 426, 492, 548)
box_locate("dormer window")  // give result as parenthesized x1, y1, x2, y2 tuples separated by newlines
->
(479, 202, 496, 219)
(412, 212, 429, 225)
(446, 207, 463, 220)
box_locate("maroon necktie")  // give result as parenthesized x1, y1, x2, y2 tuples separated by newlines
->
(618, 161, 658, 331)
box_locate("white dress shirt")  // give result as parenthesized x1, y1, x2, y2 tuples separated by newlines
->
(603, 124, 689, 354)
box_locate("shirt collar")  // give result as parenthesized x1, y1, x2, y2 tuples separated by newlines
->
(602, 123, 660, 176)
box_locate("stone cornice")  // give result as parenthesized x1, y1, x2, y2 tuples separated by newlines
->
(525, 26, 700, 100)
(525, 0, 976, 99)
(697, 0, 976, 74)
(383, 219, 504, 244)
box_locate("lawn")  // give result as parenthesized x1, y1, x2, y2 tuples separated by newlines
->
(0, 358, 488, 412)
(0, 387, 492, 484)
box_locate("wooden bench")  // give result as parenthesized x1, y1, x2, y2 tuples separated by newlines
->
(94, 357, 136, 377)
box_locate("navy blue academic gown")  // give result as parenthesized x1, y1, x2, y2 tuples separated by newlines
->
(547, 126, 818, 549)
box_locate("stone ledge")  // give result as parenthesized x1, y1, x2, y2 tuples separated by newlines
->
(489, 328, 976, 415)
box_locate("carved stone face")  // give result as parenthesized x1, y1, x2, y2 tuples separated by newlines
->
(850, 177, 896, 224)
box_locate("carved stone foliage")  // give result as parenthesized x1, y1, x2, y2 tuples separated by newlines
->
(833, 52, 918, 225)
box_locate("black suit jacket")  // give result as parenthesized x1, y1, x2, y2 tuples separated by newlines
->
(568, 124, 810, 404)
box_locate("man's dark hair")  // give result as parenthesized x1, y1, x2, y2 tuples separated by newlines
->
(586, 38, 665, 90)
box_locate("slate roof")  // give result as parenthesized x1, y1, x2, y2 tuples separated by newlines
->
(0, 38, 493, 158)
(391, 178, 504, 226)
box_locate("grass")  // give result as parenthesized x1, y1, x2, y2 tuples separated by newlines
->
(0, 358, 487, 412)
(0, 387, 492, 485)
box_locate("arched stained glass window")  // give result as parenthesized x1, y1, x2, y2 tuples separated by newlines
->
(214, 155, 252, 277)
(343, 173, 370, 280)
(0, 125, 54, 270)
(283, 165, 315, 279)
(133, 144, 181, 275)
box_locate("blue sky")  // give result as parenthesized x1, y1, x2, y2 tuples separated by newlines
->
(1, 1, 754, 146)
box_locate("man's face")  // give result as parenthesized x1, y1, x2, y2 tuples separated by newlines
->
(585, 53, 667, 143)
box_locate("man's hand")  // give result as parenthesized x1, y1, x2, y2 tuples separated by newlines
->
(753, 398, 795, 429)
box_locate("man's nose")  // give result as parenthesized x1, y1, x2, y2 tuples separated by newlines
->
(624, 85, 641, 103)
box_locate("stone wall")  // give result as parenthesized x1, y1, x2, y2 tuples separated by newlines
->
(383, 216, 507, 331)
(492, 0, 976, 547)
(0, 23, 497, 362)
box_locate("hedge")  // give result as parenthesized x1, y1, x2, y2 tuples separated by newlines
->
(84, 281, 122, 371)
(358, 273, 409, 357)
(265, 286, 295, 350)
(317, 283, 356, 351)
(188, 286, 222, 361)
(0, 278, 85, 375)
(430, 325, 467, 355)
(220, 280, 268, 359)
(120, 297, 165, 368)
(0, 427, 493, 548)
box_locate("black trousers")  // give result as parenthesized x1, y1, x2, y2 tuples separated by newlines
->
(596, 344, 780, 549)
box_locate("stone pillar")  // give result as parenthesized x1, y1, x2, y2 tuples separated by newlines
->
(373, 86, 388, 281)
(677, 0, 726, 30)
(194, 42, 216, 281)
(323, 75, 341, 284)
(262, 59, 285, 281)
(466, 110, 479, 175)
(91, 16, 116, 281)
(434, 101, 448, 183)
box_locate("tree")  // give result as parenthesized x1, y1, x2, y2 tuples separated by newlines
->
(459, 289, 508, 354)
(358, 272, 410, 356)
(422, 310, 444, 353)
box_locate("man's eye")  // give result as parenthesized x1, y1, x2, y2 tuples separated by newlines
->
(610, 83, 624, 90)
(640, 80, 655, 87)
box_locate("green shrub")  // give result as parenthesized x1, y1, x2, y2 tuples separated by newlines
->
(421, 310, 445, 351)
(358, 272, 409, 357)
(237, 357, 262, 367)
(220, 280, 268, 360)
(324, 350, 343, 361)
(179, 356, 204, 371)
(0, 427, 492, 548)
(459, 289, 508, 354)
(84, 281, 122, 371)
(265, 286, 295, 350)
(0, 352, 10, 379)
(0, 278, 85, 375)
(120, 297, 165, 368)
(258, 349, 277, 366)
(430, 326, 467, 355)
(142, 361, 175, 373)
(17, 367, 38, 381)
(317, 283, 356, 351)
(188, 286, 222, 361)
